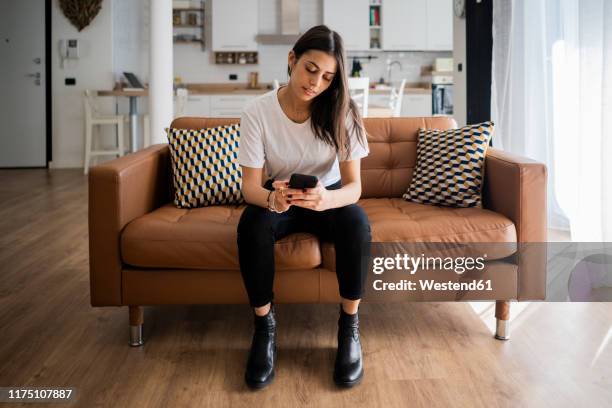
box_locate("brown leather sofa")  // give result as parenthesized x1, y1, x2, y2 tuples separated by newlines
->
(89, 117, 547, 346)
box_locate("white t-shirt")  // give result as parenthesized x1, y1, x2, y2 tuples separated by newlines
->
(238, 88, 369, 186)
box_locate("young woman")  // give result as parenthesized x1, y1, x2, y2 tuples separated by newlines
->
(237, 25, 371, 389)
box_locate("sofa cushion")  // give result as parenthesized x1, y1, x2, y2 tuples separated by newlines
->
(121, 204, 321, 270)
(166, 125, 243, 208)
(360, 117, 458, 199)
(321, 198, 517, 271)
(403, 121, 494, 207)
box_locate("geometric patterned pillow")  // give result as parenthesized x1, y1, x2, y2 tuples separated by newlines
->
(402, 121, 494, 208)
(165, 124, 244, 208)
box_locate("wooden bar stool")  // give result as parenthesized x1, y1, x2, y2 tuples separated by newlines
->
(83, 90, 125, 174)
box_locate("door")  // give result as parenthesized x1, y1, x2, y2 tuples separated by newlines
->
(0, 0, 46, 167)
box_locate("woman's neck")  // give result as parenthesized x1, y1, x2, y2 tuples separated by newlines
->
(278, 85, 311, 115)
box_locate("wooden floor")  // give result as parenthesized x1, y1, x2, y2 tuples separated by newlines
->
(1, 169, 611, 407)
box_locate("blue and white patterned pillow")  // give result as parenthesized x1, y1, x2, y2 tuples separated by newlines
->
(403, 121, 494, 208)
(166, 124, 243, 208)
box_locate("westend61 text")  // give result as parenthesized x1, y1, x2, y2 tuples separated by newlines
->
(372, 279, 493, 291)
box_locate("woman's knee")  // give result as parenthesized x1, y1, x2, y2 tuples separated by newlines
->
(334, 205, 371, 240)
(237, 205, 274, 241)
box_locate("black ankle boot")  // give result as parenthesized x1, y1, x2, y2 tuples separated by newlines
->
(333, 305, 363, 387)
(245, 304, 276, 389)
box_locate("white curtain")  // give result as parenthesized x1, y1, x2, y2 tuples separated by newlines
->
(491, 0, 612, 241)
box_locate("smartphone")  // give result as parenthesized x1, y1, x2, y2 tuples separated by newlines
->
(288, 173, 319, 189)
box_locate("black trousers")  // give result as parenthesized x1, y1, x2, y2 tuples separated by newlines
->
(237, 179, 372, 307)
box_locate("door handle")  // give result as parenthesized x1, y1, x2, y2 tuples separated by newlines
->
(25, 72, 41, 79)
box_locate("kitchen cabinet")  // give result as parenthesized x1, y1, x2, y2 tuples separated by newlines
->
(183, 94, 256, 118)
(181, 91, 431, 119)
(427, 0, 453, 50)
(401, 94, 432, 117)
(323, 0, 370, 51)
(381, 0, 452, 51)
(211, 0, 258, 51)
(368, 94, 389, 108)
(182, 95, 210, 117)
(368, 92, 432, 117)
(209, 94, 256, 118)
(382, 0, 427, 50)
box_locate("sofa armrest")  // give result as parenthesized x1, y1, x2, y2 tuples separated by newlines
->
(483, 147, 548, 300)
(483, 148, 547, 242)
(88, 144, 172, 306)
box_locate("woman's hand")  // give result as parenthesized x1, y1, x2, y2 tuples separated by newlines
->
(270, 180, 301, 212)
(287, 181, 334, 211)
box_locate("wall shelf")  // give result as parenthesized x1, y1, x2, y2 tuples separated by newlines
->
(173, 1, 205, 50)
(369, 0, 382, 49)
(175, 39, 204, 44)
(214, 51, 258, 65)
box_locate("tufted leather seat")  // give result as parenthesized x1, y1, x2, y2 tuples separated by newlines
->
(121, 203, 321, 270)
(121, 197, 516, 270)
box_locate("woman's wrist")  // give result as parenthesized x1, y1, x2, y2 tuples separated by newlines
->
(268, 190, 285, 213)
(267, 190, 276, 211)
(324, 189, 337, 210)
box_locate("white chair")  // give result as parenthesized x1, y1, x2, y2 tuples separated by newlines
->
(273, 79, 280, 90)
(83, 90, 125, 175)
(389, 79, 407, 117)
(348, 77, 369, 117)
(175, 88, 189, 118)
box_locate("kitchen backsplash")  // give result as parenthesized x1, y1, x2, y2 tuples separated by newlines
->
(175, 45, 451, 86)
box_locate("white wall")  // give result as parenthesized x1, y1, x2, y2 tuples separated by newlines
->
(113, 0, 148, 79)
(51, 0, 115, 168)
(113, 0, 149, 117)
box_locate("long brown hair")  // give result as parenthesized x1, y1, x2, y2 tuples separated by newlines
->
(289, 25, 367, 160)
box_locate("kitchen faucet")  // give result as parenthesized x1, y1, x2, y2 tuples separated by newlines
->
(386, 59, 402, 84)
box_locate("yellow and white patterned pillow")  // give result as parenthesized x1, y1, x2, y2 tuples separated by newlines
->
(166, 124, 243, 208)
(403, 121, 494, 208)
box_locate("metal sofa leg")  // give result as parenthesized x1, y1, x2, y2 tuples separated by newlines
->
(129, 306, 144, 347)
(494, 300, 510, 340)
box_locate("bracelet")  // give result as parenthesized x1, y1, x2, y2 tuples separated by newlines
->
(268, 190, 285, 213)
(268, 190, 276, 212)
